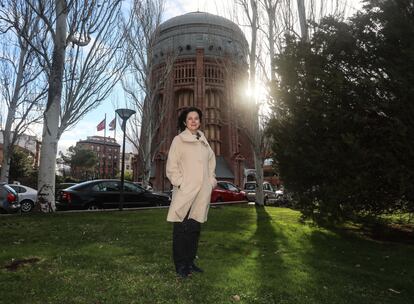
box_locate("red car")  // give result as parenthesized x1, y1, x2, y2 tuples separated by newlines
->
(211, 181, 247, 203)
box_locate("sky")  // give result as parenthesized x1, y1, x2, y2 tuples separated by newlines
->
(55, 0, 364, 155)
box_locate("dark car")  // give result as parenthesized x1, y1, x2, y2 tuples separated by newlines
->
(0, 184, 20, 213)
(56, 179, 170, 210)
(211, 181, 247, 203)
(55, 183, 77, 200)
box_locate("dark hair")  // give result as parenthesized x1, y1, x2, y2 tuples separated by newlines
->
(177, 107, 203, 132)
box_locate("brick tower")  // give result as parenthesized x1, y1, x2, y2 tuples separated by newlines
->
(136, 12, 253, 191)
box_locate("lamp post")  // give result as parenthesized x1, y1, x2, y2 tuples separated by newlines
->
(116, 108, 136, 210)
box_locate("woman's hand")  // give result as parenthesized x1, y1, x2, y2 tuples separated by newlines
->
(210, 177, 217, 188)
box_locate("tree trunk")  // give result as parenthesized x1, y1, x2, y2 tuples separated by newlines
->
(248, 0, 265, 205)
(297, 0, 309, 41)
(0, 112, 14, 183)
(265, 1, 276, 82)
(253, 143, 264, 205)
(142, 121, 153, 188)
(249, 0, 258, 85)
(37, 0, 67, 212)
(38, 102, 60, 212)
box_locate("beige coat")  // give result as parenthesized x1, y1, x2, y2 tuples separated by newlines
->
(166, 129, 217, 223)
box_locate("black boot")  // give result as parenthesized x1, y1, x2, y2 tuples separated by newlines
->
(173, 221, 189, 278)
(176, 264, 190, 278)
(186, 218, 202, 274)
(189, 263, 204, 273)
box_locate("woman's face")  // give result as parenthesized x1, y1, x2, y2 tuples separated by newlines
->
(185, 111, 200, 133)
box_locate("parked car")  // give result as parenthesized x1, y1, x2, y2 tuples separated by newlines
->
(0, 183, 20, 213)
(55, 183, 77, 200)
(163, 190, 172, 200)
(56, 179, 170, 210)
(274, 187, 293, 207)
(8, 184, 37, 213)
(133, 182, 153, 191)
(243, 181, 278, 205)
(211, 181, 247, 203)
(275, 188, 284, 198)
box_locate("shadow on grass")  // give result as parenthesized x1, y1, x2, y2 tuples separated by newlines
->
(4, 207, 413, 304)
(303, 226, 414, 304)
(186, 205, 262, 302)
(253, 205, 294, 303)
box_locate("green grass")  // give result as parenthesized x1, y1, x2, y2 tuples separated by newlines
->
(1, 205, 413, 304)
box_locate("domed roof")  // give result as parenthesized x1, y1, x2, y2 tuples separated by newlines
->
(159, 12, 244, 37)
(153, 11, 248, 66)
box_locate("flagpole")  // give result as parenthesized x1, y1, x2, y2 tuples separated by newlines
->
(114, 113, 117, 143)
(113, 113, 116, 178)
(103, 113, 106, 179)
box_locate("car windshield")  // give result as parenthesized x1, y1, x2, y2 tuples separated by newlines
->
(264, 183, 273, 191)
(217, 182, 228, 190)
(92, 181, 120, 192)
(3, 185, 17, 195)
(57, 183, 76, 189)
(124, 182, 144, 193)
(244, 183, 256, 190)
(9, 185, 25, 193)
(69, 181, 97, 191)
(227, 183, 239, 192)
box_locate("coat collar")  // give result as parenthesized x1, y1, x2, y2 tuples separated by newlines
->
(179, 128, 209, 146)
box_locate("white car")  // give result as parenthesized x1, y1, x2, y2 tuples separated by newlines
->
(8, 184, 38, 213)
(243, 181, 278, 205)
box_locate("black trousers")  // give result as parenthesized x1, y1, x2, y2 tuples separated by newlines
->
(172, 211, 201, 271)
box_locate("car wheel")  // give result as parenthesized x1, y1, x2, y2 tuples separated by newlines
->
(215, 197, 223, 203)
(20, 200, 34, 213)
(263, 197, 268, 206)
(87, 203, 101, 210)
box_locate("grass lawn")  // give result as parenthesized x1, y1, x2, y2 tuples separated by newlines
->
(1, 205, 413, 304)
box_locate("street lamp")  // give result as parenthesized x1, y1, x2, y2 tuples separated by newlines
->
(116, 108, 136, 210)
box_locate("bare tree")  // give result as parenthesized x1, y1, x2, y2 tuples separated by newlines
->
(121, 0, 176, 189)
(285, 0, 349, 40)
(21, 0, 124, 212)
(0, 0, 47, 182)
(232, 0, 351, 206)
(297, 0, 308, 40)
(235, 0, 268, 206)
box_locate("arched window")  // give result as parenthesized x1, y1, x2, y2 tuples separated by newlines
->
(205, 89, 223, 155)
(175, 89, 194, 111)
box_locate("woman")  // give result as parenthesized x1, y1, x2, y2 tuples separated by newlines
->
(166, 107, 217, 278)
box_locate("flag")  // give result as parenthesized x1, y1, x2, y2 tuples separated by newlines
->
(96, 118, 105, 131)
(109, 118, 116, 130)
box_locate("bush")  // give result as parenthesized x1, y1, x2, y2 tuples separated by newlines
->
(268, 0, 414, 222)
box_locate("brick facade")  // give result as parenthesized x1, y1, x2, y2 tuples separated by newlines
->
(76, 136, 120, 179)
(135, 12, 254, 191)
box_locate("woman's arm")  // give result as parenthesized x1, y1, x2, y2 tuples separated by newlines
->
(208, 148, 217, 188)
(166, 137, 183, 187)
